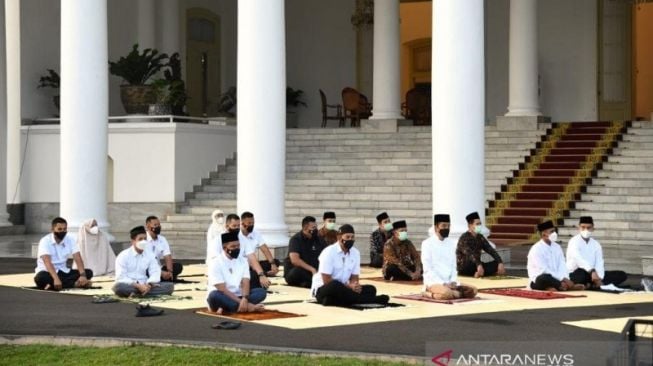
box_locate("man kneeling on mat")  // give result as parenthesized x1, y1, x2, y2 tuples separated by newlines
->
(527, 220, 584, 291)
(206, 231, 266, 313)
(421, 214, 477, 300)
(311, 224, 389, 307)
(112, 226, 174, 297)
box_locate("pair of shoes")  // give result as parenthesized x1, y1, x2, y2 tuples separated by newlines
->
(211, 321, 241, 330)
(135, 304, 164, 317)
(641, 278, 653, 292)
(375, 295, 390, 304)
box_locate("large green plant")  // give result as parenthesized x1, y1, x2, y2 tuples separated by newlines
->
(286, 87, 307, 109)
(109, 44, 168, 85)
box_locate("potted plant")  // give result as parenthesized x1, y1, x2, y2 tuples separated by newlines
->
(109, 44, 168, 114)
(163, 53, 187, 115)
(37, 69, 60, 113)
(286, 87, 307, 128)
(148, 79, 173, 115)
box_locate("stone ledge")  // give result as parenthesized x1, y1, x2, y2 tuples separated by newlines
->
(496, 115, 551, 131)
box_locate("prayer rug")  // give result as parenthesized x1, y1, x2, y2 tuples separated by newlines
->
(483, 275, 522, 280)
(195, 308, 306, 321)
(479, 288, 586, 300)
(347, 302, 405, 311)
(364, 277, 422, 285)
(394, 293, 482, 305)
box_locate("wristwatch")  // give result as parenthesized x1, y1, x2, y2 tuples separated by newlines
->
(243, 294, 250, 300)
(258, 272, 265, 277)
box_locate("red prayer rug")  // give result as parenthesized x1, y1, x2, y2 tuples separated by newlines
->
(394, 293, 482, 305)
(479, 288, 586, 300)
(195, 308, 305, 321)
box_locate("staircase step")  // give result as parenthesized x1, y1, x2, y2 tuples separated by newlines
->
(591, 178, 653, 188)
(573, 202, 653, 213)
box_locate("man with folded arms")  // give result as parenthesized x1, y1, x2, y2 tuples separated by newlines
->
(284, 216, 327, 288)
(457, 211, 506, 278)
(113, 226, 174, 297)
(566, 216, 627, 289)
(422, 214, 477, 300)
(318, 211, 338, 244)
(382, 220, 421, 281)
(206, 231, 266, 313)
(528, 220, 584, 291)
(369, 212, 393, 268)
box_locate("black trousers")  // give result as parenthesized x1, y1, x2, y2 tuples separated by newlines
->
(369, 252, 383, 268)
(458, 260, 499, 277)
(34, 269, 94, 290)
(383, 264, 416, 281)
(315, 281, 378, 307)
(569, 268, 627, 287)
(249, 259, 281, 288)
(161, 262, 183, 281)
(530, 274, 562, 291)
(284, 267, 313, 288)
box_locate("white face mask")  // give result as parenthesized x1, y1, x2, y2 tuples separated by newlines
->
(548, 232, 558, 242)
(215, 217, 224, 225)
(480, 226, 491, 237)
(580, 230, 592, 239)
(89, 226, 99, 235)
(398, 231, 409, 241)
(136, 240, 149, 251)
(326, 222, 337, 231)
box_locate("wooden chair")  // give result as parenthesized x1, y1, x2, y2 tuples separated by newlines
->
(403, 88, 431, 126)
(341, 87, 372, 127)
(319, 89, 344, 127)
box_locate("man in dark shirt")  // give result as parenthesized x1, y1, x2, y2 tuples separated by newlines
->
(318, 211, 338, 244)
(284, 216, 327, 288)
(369, 212, 393, 268)
(456, 211, 505, 277)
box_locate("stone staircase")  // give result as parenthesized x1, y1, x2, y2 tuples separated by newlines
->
(162, 124, 548, 260)
(558, 121, 653, 274)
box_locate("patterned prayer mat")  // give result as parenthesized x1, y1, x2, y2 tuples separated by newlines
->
(394, 293, 482, 305)
(363, 277, 422, 285)
(480, 288, 587, 300)
(195, 308, 306, 321)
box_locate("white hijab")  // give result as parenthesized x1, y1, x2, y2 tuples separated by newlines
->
(74, 218, 115, 276)
(206, 209, 225, 245)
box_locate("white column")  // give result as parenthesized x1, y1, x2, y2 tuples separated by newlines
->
(60, 0, 110, 234)
(158, 0, 180, 55)
(5, 0, 20, 210)
(505, 0, 540, 116)
(137, 0, 156, 50)
(432, 0, 485, 237)
(370, 0, 402, 120)
(0, 1, 11, 226)
(237, 0, 288, 246)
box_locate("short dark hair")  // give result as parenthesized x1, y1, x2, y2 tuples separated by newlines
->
(226, 214, 240, 223)
(51, 217, 67, 227)
(241, 211, 254, 220)
(145, 216, 159, 223)
(302, 216, 316, 227)
(130, 226, 147, 239)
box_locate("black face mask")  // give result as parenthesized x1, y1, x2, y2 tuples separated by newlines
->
(439, 229, 450, 239)
(54, 231, 67, 240)
(245, 225, 254, 233)
(343, 240, 355, 250)
(228, 227, 239, 233)
(152, 226, 161, 235)
(227, 248, 240, 259)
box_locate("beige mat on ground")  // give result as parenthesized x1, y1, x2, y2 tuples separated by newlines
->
(563, 316, 653, 338)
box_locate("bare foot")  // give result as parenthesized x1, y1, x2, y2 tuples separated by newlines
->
(570, 284, 585, 291)
(248, 303, 265, 312)
(44, 284, 51, 291)
(421, 291, 434, 299)
(544, 287, 558, 292)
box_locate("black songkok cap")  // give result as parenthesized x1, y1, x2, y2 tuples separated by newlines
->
(465, 211, 480, 224)
(221, 231, 239, 244)
(323, 211, 336, 220)
(579, 216, 594, 225)
(376, 212, 389, 223)
(537, 220, 555, 232)
(434, 214, 450, 224)
(338, 224, 355, 234)
(392, 220, 407, 230)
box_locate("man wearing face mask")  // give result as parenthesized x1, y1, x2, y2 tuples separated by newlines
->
(318, 211, 338, 245)
(456, 212, 505, 278)
(34, 217, 93, 290)
(146, 216, 183, 282)
(284, 216, 327, 288)
(382, 220, 422, 281)
(239, 211, 279, 289)
(528, 220, 584, 291)
(369, 212, 393, 268)
(206, 231, 266, 313)
(112, 226, 174, 297)
(312, 224, 389, 307)
(566, 216, 627, 289)
(422, 214, 477, 300)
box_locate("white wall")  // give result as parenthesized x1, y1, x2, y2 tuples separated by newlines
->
(484, 0, 509, 124)
(0, 1, 7, 210)
(20, 123, 237, 203)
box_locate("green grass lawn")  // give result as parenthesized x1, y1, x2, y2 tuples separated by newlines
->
(0, 344, 415, 365)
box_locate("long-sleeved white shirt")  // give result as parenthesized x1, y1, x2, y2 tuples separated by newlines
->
(114, 246, 161, 285)
(421, 235, 458, 287)
(566, 234, 605, 279)
(527, 239, 568, 283)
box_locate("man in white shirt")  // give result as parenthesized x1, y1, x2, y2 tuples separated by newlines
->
(566, 216, 627, 289)
(145, 216, 183, 281)
(34, 217, 93, 290)
(112, 226, 174, 297)
(527, 220, 584, 291)
(206, 231, 266, 313)
(421, 214, 477, 300)
(312, 224, 389, 307)
(239, 212, 279, 289)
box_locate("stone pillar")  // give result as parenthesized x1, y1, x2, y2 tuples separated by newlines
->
(432, 0, 485, 237)
(237, 0, 288, 247)
(159, 0, 180, 55)
(60, 0, 110, 234)
(497, 0, 548, 130)
(137, 0, 156, 50)
(368, 0, 402, 131)
(5, 0, 20, 214)
(0, 1, 11, 226)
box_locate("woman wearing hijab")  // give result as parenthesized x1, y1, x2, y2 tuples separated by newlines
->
(75, 219, 115, 276)
(206, 209, 226, 263)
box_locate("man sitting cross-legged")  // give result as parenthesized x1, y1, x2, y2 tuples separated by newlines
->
(34, 217, 93, 290)
(369, 211, 393, 268)
(112, 226, 174, 297)
(145, 215, 183, 282)
(206, 231, 266, 313)
(311, 224, 389, 307)
(422, 214, 477, 300)
(382, 220, 422, 281)
(284, 216, 327, 288)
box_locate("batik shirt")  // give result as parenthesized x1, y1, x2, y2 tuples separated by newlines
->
(456, 231, 502, 271)
(382, 238, 421, 276)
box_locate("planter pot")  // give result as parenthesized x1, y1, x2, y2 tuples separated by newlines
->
(148, 104, 172, 116)
(286, 111, 298, 128)
(120, 85, 155, 115)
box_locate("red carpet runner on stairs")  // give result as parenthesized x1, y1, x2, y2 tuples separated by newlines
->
(486, 121, 628, 246)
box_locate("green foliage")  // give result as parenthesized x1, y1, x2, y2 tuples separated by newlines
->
(37, 69, 60, 89)
(109, 44, 168, 86)
(287, 87, 307, 109)
(163, 53, 187, 113)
